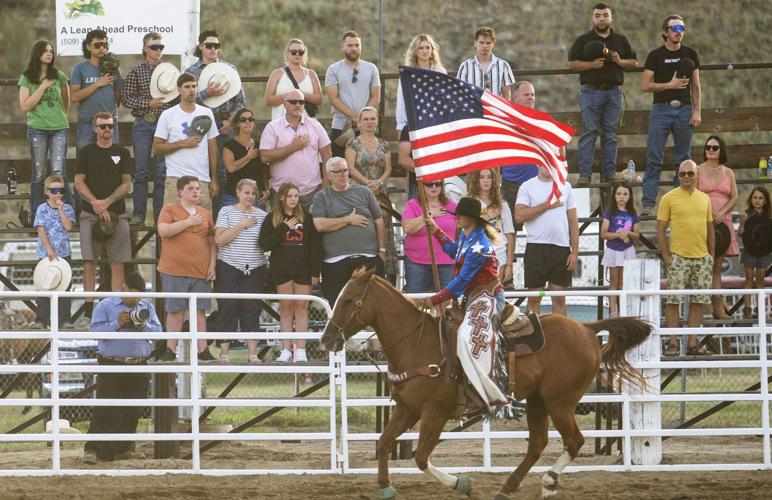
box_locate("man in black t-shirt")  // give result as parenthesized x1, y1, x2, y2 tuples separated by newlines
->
(74, 112, 133, 326)
(640, 14, 702, 214)
(568, 2, 637, 186)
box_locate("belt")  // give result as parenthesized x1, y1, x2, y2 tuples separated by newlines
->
(142, 113, 158, 122)
(98, 355, 148, 365)
(582, 83, 618, 90)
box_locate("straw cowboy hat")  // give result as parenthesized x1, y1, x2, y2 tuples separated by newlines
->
(198, 61, 242, 108)
(33, 257, 72, 292)
(150, 62, 181, 103)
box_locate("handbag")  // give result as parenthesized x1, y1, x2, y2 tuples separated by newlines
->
(283, 67, 318, 117)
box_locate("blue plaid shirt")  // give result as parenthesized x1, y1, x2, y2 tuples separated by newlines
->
(184, 58, 246, 119)
(91, 297, 163, 358)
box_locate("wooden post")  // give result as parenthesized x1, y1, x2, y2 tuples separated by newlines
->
(622, 259, 662, 465)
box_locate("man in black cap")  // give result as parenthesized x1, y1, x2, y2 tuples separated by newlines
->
(640, 14, 701, 215)
(568, 3, 637, 187)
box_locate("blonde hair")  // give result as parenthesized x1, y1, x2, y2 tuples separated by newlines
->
(283, 38, 309, 66)
(44, 174, 65, 188)
(403, 33, 442, 68)
(467, 169, 503, 210)
(357, 106, 379, 124)
(272, 182, 305, 228)
(236, 178, 257, 193)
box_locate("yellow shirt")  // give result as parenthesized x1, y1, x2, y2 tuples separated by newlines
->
(657, 188, 713, 258)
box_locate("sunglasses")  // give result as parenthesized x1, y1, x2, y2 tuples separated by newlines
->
(669, 25, 686, 33)
(678, 170, 696, 178)
(47, 187, 65, 194)
(352, 68, 359, 84)
(91, 42, 109, 49)
(705, 145, 720, 151)
(287, 99, 305, 105)
(289, 49, 305, 56)
(97, 123, 114, 130)
(203, 42, 220, 50)
(424, 182, 443, 188)
(330, 169, 349, 175)
(239, 116, 256, 123)
(148, 44, 165, 51)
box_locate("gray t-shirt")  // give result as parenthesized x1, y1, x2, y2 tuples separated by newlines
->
(324, 59, 381, 130)
(311, 184, 383, 261)
(70, 60, 124, 123)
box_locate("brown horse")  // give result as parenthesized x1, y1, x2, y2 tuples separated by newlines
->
(320, 268, 652, 499)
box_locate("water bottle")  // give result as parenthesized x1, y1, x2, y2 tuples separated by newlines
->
(760, 157, 769, 179)
(6, 168, 17, 195)
(626, 160, 636, 182)
(768, 155, 772, 179)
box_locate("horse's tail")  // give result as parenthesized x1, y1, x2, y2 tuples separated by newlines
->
(586, 317, 654, 390)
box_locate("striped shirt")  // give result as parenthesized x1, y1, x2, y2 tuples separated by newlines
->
(456, 55, 515, 97)
(215, 205, 268, 272)
(91, 297, 163, 358)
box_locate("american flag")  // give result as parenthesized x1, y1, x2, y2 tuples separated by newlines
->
(400, 66, 575, 202)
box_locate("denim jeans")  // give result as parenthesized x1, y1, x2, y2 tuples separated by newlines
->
(577, 86, 623, 178)
(75, 117, 120, 155)
(27, 128, 73, 215)
(404, 258, 454, 293)
(642, 104, 694, 207)
(132, 117, 166, 222)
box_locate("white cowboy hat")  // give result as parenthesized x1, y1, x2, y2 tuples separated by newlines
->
(150, 62, 181, 103)
(198, 61, 242, 108)
(33, 258, 72, 292)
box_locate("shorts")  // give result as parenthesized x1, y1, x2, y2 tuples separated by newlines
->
(665, 253, 713, 304)
(740, 250, 772, 269)
(160, 272, 212, 312)
(163, 176, 212, 212)
(500, 179, 522, 231)
(601, 246, 637, 268)
(78, 211, 132, 262)
(271, 272, 312, 286)
(524, 243, 572, 289)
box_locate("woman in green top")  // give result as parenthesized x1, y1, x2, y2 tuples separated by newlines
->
(18, 40, 73, 215)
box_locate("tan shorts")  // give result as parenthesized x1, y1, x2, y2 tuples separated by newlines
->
(79, 211, 132, 263)
(163, 176, 212, 212)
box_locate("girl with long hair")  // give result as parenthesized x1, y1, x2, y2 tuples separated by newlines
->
(600, 182, 640, 316)
(738, 186, 771, 319)
(395, 33, 446, 131)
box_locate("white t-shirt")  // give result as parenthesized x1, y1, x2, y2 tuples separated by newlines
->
(154, 104, 219, 180)
(516, 177, 575, 247)
(479, 199, 515, 267)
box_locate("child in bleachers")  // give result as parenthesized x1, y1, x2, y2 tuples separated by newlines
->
(601, 182, 640, 317)
(33, 174, 75, 328)
(738, 186, 771, 319)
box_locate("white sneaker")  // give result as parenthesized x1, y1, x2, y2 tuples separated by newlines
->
(276, 349, 292, 363)
(294, 349, 308, 363)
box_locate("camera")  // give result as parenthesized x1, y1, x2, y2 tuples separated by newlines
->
(129, 308, 150, 327)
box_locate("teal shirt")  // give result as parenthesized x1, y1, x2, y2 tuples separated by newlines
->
(18, 70, 69, 130)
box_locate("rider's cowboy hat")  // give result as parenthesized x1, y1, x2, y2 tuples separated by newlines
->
(33, 257, 72, 292)
(198, 62, 242, 108)
(447, 197, 492, 226)
(150, 62, 181, 103)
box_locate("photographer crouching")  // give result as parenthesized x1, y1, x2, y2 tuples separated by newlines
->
(83, 271, 162, 465)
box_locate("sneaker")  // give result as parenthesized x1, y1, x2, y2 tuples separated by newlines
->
(294, 349, 308, 363)
(641, 205, 656, 217)
(114, 450, 146, 461)
(72, 317, 91, 330)
(575, 176, 591, 187)
(275, 349, 292, 363)
(130, 216, 145, 226)
(218, 354, 230, 363)
(197, 348, 216, 362)
(156, 348, 177, 362)
(602, 172, 626, 184)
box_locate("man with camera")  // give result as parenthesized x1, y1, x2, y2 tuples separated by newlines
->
(83, 271, 161, 465)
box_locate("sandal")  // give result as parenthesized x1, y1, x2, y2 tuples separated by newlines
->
(687, 346, 713, 356)
(248, 354, 262, 364)
(219, 354, 230, 363)
(663, 344, 679, 356)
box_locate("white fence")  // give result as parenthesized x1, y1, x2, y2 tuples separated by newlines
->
(0, 288, 769, 475)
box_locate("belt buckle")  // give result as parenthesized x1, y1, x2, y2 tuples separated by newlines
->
(143, 113, 157, 123)
(668, 100, 682, 108)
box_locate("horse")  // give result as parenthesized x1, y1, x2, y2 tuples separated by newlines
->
(320, 267, 653, 499)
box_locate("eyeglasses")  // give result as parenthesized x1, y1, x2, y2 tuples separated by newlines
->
(204, 42, 220, 50)
(239, 117, 255, 123)
(330, 169, 349, 175)
(705, 145, 720, 151)
(91, 42, 109, 49)
(352, 68, 359, 84)
(289, 49, 305, 56)
(424, 182, 443, 188)
(148, 44, 165, 51)
(286, 99, 305, 105)
(678, 171, 696, 178)
(47, 187, 65, 194)
(97, 123, 114, 130)
(669, 25, 686, 33)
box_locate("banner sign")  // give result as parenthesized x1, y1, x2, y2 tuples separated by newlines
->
(55, 0, 190, 56)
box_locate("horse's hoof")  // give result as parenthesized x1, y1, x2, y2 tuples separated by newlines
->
(541, 470, 559, 498)
(454, 475, 471, 496)
(378, 484, 397, 499)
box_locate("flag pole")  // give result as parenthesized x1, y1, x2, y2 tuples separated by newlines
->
(417, 181, 441, 292)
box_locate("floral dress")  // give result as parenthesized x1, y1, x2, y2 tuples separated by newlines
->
(347, 136, 397, 275)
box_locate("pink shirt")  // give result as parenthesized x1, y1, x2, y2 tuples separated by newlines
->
(403, 198, 457, 265)
(259, 116, 331, 196)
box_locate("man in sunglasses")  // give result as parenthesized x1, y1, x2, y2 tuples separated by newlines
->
(71, 29, 124, 154)
(123, 32, 174, 224)
(325, 31, 381, 157)
(656, 160, 715, 356)
(640, 15, 702, 215)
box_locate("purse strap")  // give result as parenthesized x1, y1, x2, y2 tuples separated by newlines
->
(284, 66, 301, 90)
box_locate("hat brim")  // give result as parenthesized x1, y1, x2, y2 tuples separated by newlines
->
(150, 63, 181, 103)
(33, 258, 72, 292)
(714, 222, 731, 257)
(743, 218, 772, 257)
(199, 62, 242, 108)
